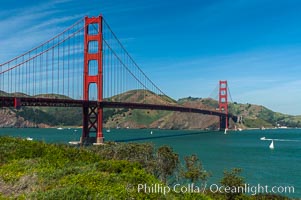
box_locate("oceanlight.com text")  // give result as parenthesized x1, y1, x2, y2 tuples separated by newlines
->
(209, 183, 295, 196)
(136, 183, 295, 196)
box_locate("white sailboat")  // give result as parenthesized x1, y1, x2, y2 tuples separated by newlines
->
(269, 140, 274, 149)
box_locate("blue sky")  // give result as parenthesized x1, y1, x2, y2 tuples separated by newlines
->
(1, 0, 301, 115)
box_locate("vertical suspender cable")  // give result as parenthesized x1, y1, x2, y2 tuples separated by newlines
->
(57, 37, 60, 95)
(62, 34, 65, 97)
(52, 40, 54, 96)
(46, 42, 48, 95)
(68, 30, 70, 98)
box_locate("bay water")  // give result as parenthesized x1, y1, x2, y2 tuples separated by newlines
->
(0, 128, 300, 198)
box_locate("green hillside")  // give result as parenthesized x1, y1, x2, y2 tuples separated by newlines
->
(1, 91, 301, 129)
(200, 98, 301, 128)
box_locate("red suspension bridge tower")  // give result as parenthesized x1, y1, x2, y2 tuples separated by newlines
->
(81, 16, 104, 144)
(219, 80, 229, 130)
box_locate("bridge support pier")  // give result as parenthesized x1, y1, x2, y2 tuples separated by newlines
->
(81, 105, 104, 145)
(219, 115, 229, 131)
(96, 105, 104, 144)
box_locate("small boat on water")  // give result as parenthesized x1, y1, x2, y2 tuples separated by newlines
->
(68, 141, 80, 145)
(26, 137, 33, 141)
(150, 131, 153, 135)
(106, 129, 111, 133)
(269, 140, 274, 149)
(260, 137, 266, 140)
(57, 127, 63, 130)
(224, 128, 228, 134)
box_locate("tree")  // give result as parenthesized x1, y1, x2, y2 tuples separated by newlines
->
(181, 154, 210, 185)
(156, 146, 179, 184)
(220, 168, 245, 200)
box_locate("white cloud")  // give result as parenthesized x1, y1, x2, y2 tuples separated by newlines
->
(0, 1, 85, 63)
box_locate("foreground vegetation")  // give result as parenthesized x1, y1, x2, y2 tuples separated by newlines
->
(0, 137, 209, 199)
(0, 137, 292, 199)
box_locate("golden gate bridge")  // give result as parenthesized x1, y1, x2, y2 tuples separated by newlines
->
(0, 15, 236, 145)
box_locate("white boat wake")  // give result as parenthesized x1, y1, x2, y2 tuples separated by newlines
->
(260, 136, 301, 149)
(260, 137, 300, 142)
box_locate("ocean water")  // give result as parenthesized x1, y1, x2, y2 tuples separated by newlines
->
(0, 128, 300, 198)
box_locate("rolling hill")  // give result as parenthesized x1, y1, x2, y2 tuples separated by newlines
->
(1, 90, 300, 129)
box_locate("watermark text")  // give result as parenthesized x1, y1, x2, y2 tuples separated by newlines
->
(135, 183, 295, 196)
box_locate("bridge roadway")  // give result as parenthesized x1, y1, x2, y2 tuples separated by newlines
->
(0, 96, 236, 119)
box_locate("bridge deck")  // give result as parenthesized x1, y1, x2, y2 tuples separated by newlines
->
(0, 96, 231, 117)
